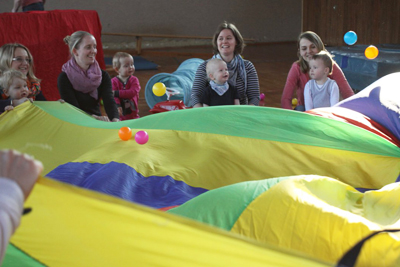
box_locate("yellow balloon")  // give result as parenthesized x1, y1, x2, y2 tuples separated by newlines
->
(365, 45, 379, 60)
(152, 82, 166, 97)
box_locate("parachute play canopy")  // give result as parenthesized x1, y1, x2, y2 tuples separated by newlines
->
(144, 58, 204, 108)
(4, 176, 331, 267)
(2, 100, 399, 196)
(0, 72, 400, 266)
(334, 72, 400, 142)
(168, 176, 400, 266)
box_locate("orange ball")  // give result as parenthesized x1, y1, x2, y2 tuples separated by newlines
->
(365, 45, 379, 60)
(118, 127, 132, 141)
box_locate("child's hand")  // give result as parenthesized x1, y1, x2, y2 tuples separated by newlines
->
(4, 105, 14, 111)
(118, 107, 123, 117)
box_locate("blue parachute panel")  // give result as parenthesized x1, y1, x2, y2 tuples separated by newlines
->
(47, 162, 208, 208)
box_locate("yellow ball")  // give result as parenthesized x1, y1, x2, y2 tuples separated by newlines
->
(292, 98, 298, 106)
(152, 82, 166, 97)
(365, 45, 379, 60)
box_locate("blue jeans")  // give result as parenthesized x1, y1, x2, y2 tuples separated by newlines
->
(23, 2, 44, 11)
(294, 105, 305, 112)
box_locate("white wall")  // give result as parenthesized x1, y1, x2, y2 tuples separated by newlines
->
(0, 0, 301, 44)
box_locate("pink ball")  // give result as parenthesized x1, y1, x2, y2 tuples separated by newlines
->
(260, 93, 265, 100)
(135, 130, 149, 145)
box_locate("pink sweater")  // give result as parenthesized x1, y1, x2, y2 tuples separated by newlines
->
(111, 76, 141, 120)
(281, 62, 354, 109)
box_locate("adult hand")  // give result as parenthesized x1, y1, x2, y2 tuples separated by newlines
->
(118, 107, 123, 117)
(0, 150, 43, 200)
(92, 115, 110, 122)
(58, 99, 65, 103)
(4, 105, 14, 111)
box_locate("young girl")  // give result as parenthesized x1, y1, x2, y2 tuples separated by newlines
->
(0, 43, 45, 111)
(0, 70, 31, 113)
(201, 58, 240, 107)
(304, 51, 339, 111)
(112, 52, 141, 120)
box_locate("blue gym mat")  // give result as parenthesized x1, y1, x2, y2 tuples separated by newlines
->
(327, 44, 400, 91)
(104, 56, 158, 70)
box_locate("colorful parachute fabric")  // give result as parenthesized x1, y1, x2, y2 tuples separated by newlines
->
(335, 72, 400, 142)
(306, 73, 400, 148)
(2, 100, 399, 193)
(169, 176, 400, 266)
(0, 72, 400, 266)
(5, 176, 331, 267)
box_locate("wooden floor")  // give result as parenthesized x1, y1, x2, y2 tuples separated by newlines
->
(103, 42, 298, 118)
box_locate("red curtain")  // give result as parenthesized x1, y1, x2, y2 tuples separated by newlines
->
(0, 10, 106, 100)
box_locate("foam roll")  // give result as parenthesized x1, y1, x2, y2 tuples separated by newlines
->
(145, 58, 204, 108)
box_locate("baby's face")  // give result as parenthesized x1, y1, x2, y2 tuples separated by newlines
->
(117, 56, 135, 78)
(6, 77, 29, 100)
(309, 58, 327, 81)
(212, 61, 229, 85)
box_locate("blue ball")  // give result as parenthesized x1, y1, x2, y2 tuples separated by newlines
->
(344, 31, 357, 45)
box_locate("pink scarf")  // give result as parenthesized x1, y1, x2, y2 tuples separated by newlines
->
(62, 57, 102, 100)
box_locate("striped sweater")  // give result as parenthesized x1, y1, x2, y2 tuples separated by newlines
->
(191, 59, 260, 106)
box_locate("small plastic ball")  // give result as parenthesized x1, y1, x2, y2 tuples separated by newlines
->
(118, 127, 132, 141)
(152, 83, 166, 97)
(344, 31, 357, 45)
(365, 45, 379, 60)
(135, 130, 149, 145)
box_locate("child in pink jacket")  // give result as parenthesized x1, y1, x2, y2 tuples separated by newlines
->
(112, 52, 141, 120)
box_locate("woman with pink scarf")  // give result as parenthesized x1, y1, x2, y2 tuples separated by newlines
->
(58, 31, 119, 122)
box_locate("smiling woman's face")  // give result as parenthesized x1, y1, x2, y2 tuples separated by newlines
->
(299, 38, 320, 63)
(73, 35, 97, 70)
(217, 29, 237, 58)
(11, 47, 30, 76)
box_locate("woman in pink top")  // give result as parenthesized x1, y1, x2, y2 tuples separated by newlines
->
(281, 31, 354, 110)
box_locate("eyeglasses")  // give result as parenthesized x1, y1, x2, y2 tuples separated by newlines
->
(12, 57, 32, 64)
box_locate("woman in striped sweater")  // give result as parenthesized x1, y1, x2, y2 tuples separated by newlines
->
(190, 22, 260, 107)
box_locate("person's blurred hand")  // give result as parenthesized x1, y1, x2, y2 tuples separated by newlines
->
(4, 105, 14, 111)
(0, 150, 43, 200)
(92, 115, 111, 122)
